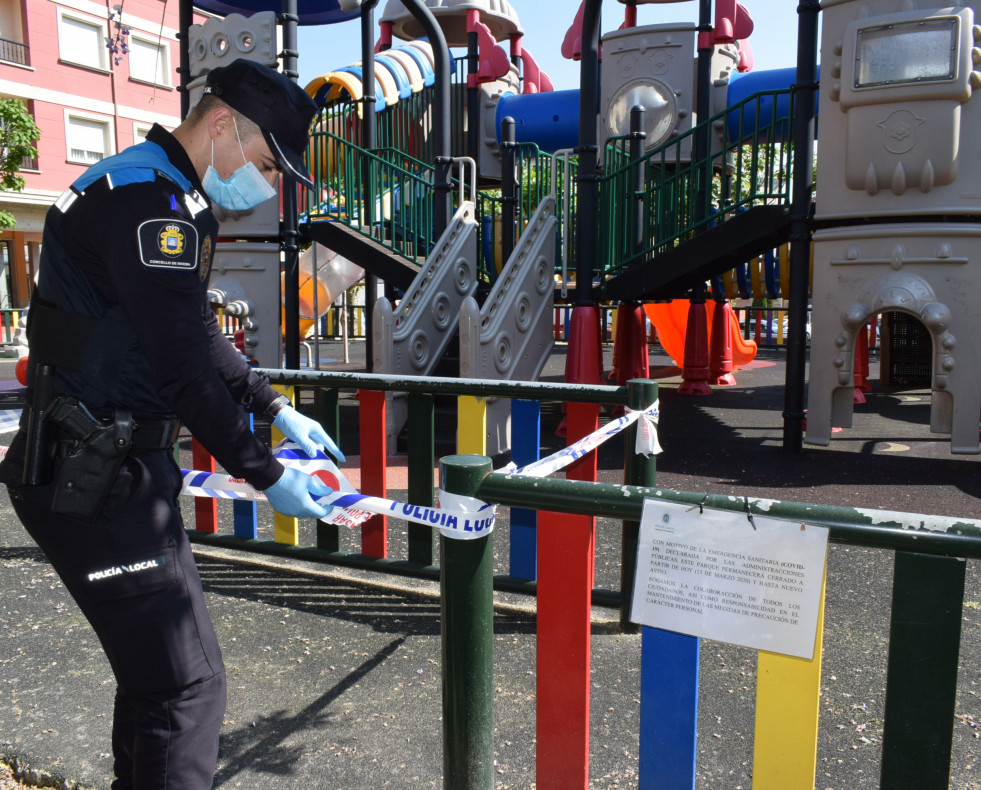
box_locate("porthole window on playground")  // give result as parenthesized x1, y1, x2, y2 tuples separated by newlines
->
(606, 78, 678, 149)
(855, 18, 957, 88)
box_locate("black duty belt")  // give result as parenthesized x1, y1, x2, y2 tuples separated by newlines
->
(80, 411, 181, 452)
(130, 416, 182, 451)
(23, 402, 181, 453)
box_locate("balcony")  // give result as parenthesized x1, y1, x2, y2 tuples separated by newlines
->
(0, 38, 28, 67)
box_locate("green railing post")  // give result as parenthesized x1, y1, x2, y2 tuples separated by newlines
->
(439, 454, 494, 790)
(314, 387, 341, 552)
(620, 379, 658, 631)
(407, 391, 435, 565)
(880, 551, 966, 789)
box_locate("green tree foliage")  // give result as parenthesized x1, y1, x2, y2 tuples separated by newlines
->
(0, 98, 41, 230)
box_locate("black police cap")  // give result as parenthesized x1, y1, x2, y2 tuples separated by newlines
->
(204, 59, 318, 189)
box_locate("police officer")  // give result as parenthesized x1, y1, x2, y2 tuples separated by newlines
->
(0, 59, 342, 789)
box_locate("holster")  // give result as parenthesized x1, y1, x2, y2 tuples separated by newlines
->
(22, 364, 56, 486)
(45, 395, 133, 522)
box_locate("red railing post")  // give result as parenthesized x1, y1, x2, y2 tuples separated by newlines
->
(358, 389, 388, 557)
(537, 400, 599, 789)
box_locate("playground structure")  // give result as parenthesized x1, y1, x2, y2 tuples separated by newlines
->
(805, 0, 981, 453)
(291, 0, 805, 447)
(179, 0, 981, 455)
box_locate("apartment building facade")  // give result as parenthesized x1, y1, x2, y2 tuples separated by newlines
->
(0, 0, 208, 308)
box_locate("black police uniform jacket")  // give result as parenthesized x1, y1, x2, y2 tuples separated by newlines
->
(0, 124, 283, 492)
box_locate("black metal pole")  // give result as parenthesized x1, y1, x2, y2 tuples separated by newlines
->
(177, 0, 192, 119)
(629, 105, 646, 261)
(574, 0, 602, 306)
(694, 0, 712, 225)
(500, 116, 516, 266)
(467, 25, 480, 163)
(401, 0, 452, 237)
(281, 0, 301, 370)
(361, 1, 379, 372)
(782, 0, 820, 452)
(690, 0, 713, 310)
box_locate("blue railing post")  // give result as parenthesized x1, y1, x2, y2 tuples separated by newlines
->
(509, 399, 540, 579)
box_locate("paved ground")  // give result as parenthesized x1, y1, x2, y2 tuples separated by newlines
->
(0, 339, 980, 789)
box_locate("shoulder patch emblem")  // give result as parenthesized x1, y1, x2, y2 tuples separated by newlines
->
(137, 219, 199, 271)
(199, 234, 213, 282)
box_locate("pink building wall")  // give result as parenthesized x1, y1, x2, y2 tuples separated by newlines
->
(1, 0, 209, 198)
(0, 0, 209, 304)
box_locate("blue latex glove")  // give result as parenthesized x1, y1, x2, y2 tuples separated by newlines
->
(273, 404, 346, 462)
(263, 467, 334, 519)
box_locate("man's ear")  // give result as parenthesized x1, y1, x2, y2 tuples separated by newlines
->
(207, 106, 234, 141)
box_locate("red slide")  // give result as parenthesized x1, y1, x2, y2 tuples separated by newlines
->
(644, 301, 757, 368)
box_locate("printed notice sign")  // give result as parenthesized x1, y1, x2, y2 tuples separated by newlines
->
(630, 500, 829, 659)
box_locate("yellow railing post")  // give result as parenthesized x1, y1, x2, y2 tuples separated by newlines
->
(271, 384, 299, 546)
(752, 569, 827, 789)
(457, 395, 487, 455)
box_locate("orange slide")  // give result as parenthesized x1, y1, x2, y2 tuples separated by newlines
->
(644, 301, 757, 368)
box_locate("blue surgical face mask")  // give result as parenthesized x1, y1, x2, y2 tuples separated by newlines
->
(201, 118, 278, 211)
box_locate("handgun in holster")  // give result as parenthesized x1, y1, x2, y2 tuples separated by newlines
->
(44, 395, 133, 522)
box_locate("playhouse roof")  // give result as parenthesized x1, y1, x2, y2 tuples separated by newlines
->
(380, 0, 522, 47)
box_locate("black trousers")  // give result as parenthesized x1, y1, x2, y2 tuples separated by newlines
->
(5, 443, 225, 790)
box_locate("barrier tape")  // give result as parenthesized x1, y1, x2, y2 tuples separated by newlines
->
(0, 409, 21, 435)
(182, 464, 495, 540)
(0, 400, 661, 541)
(503, 401, 661, 478)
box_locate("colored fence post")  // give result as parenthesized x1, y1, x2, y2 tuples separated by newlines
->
(192, 437, 218, 533)
(457, 395, 487, 455)
(640, 628, 699, 790)
(752, 569, 827, 789)
(538, 506, 594, 790)
(509, 399, 540, 579)
(621, 379, 658, 629)
(537, 398, 599, 790)
(314, 387, 341, 551)
(879, 552, 966, 789)
(407, 391, 435, 565)
(625, 379, 700, 790)
(232, 412, 258, 538)
(358, 388, 388, 557)
(272, 385, 300, 545)
(439, 454, 494, 790)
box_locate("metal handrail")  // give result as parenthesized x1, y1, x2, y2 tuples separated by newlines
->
(599, 87, 796, 281)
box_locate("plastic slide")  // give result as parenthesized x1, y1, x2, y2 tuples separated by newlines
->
(644, 301, 757, 368)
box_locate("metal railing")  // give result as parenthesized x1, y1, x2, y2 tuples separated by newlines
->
(302, 129, 438, 266)
(0, 37, 28, 67)
(599, 87, 796, 282)
(184, 367, 980, 790)
(312, 57, 469, 165)
(0, 308, 24, 345)
(304, 77, 797, 299)
(303, 129, 572, 287)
